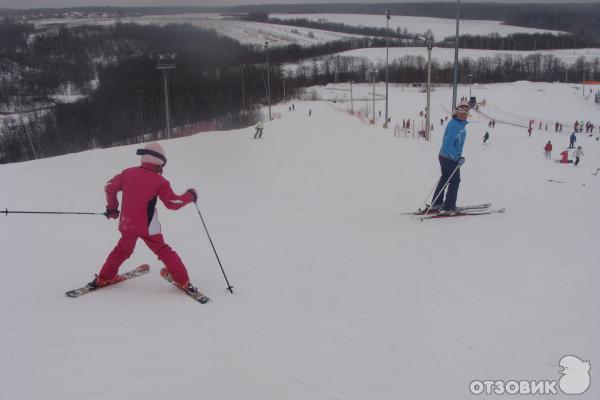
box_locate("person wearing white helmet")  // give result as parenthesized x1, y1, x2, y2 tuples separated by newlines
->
(92, 142, 201, 295)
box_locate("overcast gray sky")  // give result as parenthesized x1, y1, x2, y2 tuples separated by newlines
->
(2, 0, 598, 10)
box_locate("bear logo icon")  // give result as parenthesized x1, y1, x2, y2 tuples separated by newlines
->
(559, 355, 591, 394)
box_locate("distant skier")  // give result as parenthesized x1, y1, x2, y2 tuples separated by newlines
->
(309, 109, 312, 116)
(254, 120, 264, 139)
(528, 127, 533, 137)
(559, 150, 572, 164)
(430, 102, 470, 214)
(573, 146, 584, 166)
(483, 131, 490, 144)
(544, 141, 553, 160)
(93, 143, 200, 294)
(569, 132, 576, 149)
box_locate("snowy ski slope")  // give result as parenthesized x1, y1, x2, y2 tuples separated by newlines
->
(1, 81, 599, 400)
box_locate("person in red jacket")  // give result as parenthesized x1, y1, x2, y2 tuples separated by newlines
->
(544, 141, 553, 160)
(93, 142, 199, 292)
(559, 150, 571, 164)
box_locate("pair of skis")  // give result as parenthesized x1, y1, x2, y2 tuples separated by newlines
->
(65, 264, 209, 304)
(403, 203, 506, 220)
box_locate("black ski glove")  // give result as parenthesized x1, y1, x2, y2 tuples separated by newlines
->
(105, 208, 120, 219)
(186, 189, 198, 203)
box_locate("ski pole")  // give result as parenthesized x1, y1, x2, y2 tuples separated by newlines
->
(3, 208, 107, 216)
(193, 202, 234, 294)
(417, 177, 440, 212)
(423, 163, 461, 216)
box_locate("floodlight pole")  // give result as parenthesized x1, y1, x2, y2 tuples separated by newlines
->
(371, 70, 376, 123)
(468, 73, 473, 98)
(241, 64, 246, 110)
(350, 80, 354, 114)
(385, 10, 390, 128)
(135, 83, 144, 134)
(156, 53, 176, 139)
(426, 40, 433, 142)
(452, 0, 461, 111)
(265, 41, 272, 121)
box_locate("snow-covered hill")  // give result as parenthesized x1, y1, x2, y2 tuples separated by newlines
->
(272, 13, 565, 39)
(1, 82, 599, 400)
(314, 46, 600, 67)
(34, 12, 565, 48)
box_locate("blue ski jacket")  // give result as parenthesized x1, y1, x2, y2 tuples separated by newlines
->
(439, 117, 468, 161)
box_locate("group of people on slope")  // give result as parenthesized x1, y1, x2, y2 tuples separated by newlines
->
(543, 129, 585, 166)
(86, 99, 594, 293)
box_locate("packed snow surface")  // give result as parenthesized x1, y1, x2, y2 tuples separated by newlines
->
(33, 13, 365, 47)
(331, 46, 600, 66)
(1, 81, 599, 399)
(272, 13, 565, 39)
(34, 12, 564, 48)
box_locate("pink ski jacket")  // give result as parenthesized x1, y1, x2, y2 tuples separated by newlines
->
(105, 163, 194, 236)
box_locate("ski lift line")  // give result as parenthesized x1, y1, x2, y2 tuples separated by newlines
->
(474, 108, 528, 129)
(440, 103, 528, 129)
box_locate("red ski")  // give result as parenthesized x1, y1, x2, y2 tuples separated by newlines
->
(160, 268, 210, 304)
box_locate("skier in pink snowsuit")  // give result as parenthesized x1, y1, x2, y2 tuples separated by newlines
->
(94, 142, 198, 290)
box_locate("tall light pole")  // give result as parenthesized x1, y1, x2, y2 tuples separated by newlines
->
(156, 53, 176, 139)
(371, 69, 376, 124)
(135, 81, 144, 134)
(426, 40, 433, 142)
(241, 64, 246, 110)
(265, 41, 272, 121)
(350, 80, 354, 114)
(468, 73, 473, 98)
(452, 0, 461, 111)
(385, 10, 390, 128)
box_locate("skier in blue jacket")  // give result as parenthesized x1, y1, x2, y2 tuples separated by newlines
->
(430, 102, 470, 214)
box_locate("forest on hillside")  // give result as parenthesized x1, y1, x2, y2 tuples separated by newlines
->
(1, 11, 599, 163)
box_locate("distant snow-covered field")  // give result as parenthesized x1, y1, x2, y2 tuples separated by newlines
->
(33, 13, 365, 47)
(283, 46, 600, 76)
(34, 12, 566, 48)
(341, 46, 600, 66)
(272, 13, 565, 39)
